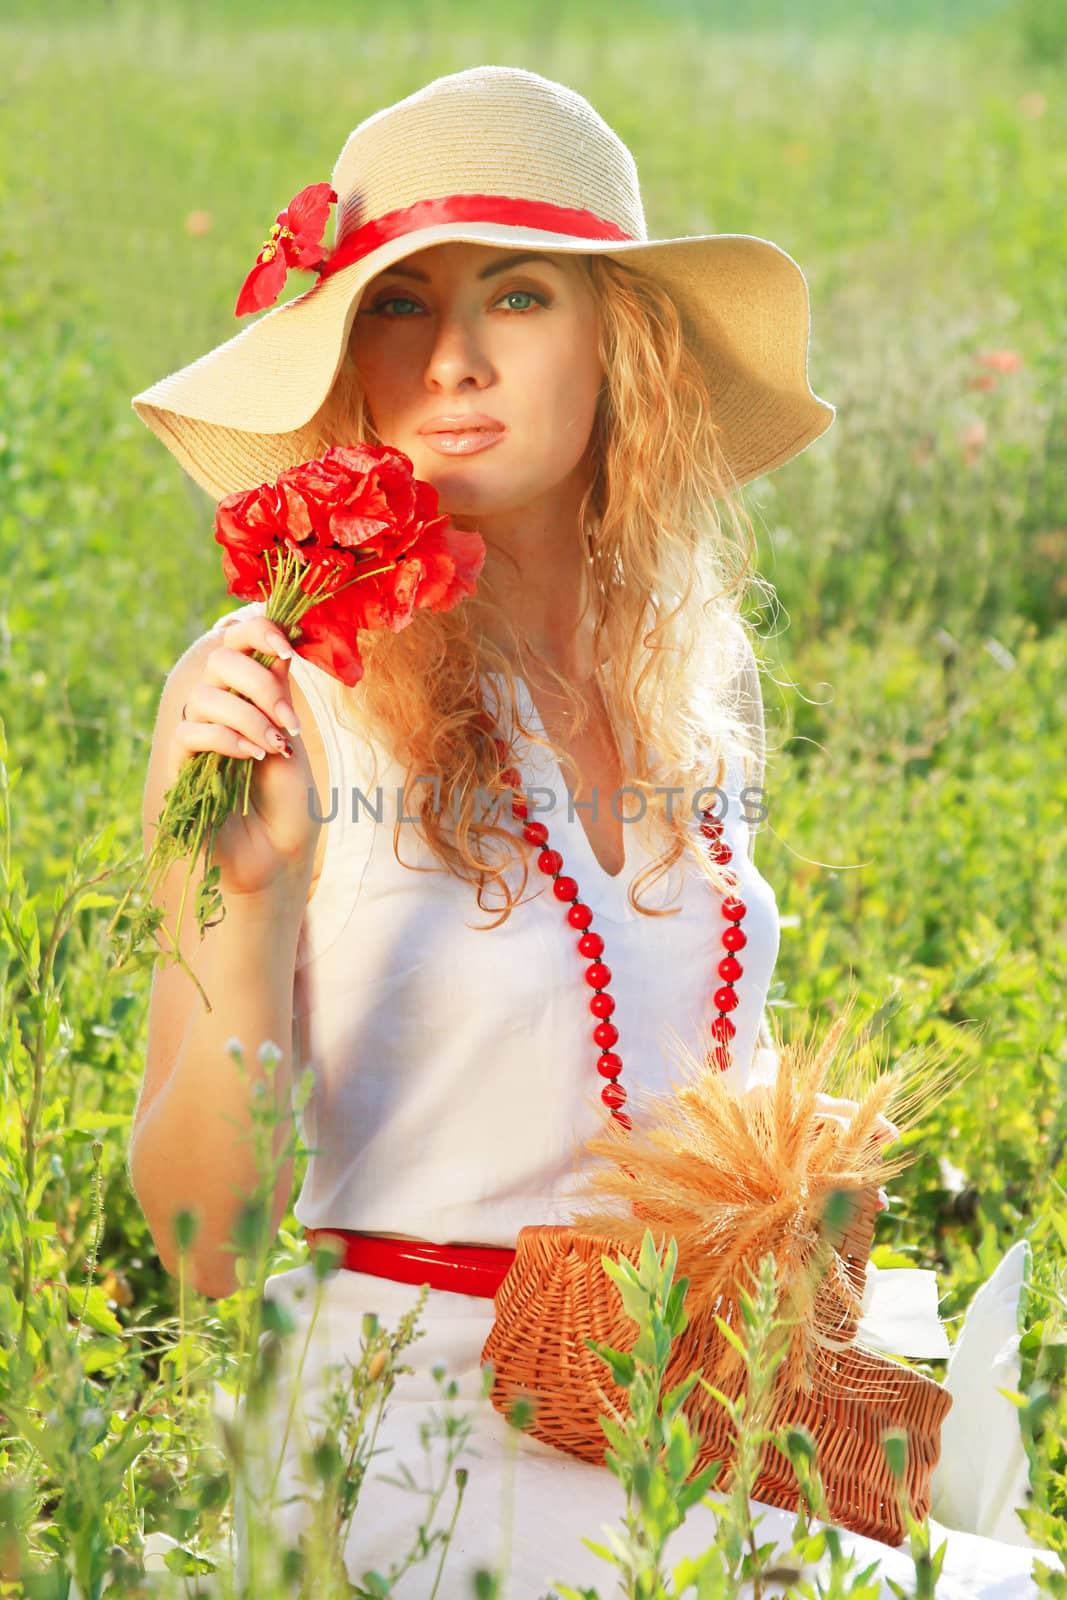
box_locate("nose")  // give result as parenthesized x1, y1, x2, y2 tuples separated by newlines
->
(423, 305, 494, 393)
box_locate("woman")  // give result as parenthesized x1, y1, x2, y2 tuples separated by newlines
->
(127, 66, 1056, 1596)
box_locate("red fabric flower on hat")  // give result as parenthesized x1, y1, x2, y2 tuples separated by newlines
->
(234, 183, 338, 317)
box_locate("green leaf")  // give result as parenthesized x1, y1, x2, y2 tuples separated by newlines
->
(608, 1273, 650, 1328)
(661, 1368, 702, 1419)
(712, 1314, 749, 1362)
(674, 1460, 723, 1513)
(72, 891, 118, 914)
(69, 1110, 129, 1133)
(665, 1418, 696, 1480)
(698, 1379, 736, 1419)
(598, 1415, 632, 1458)
(664, 1275, 691, 1333)
(163, 1544, 217, 1576)
(80, 1336, 128, 1374)
(881, 1429, 908, 1480)
(66, 1283, 123, 1336)
(599, 1348, 636, 1388)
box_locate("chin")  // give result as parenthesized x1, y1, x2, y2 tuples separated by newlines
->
(421, 467, 512, 518)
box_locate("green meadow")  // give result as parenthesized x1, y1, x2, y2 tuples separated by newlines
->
(1, 0, 1065, 1592)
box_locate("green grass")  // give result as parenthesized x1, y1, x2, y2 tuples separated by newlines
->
(1, 1, 1065, 1591)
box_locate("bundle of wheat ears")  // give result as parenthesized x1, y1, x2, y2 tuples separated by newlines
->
(566, 996, 971, 1399)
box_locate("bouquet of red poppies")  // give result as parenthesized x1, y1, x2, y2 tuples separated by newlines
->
(108, 443, 485, 1005)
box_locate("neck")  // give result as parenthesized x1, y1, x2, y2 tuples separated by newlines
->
(454, 483, 603, 686)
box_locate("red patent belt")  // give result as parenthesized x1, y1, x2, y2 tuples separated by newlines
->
(304, 1227, 516, 1299)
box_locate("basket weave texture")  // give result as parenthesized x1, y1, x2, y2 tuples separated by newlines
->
(480, 1182, 952, 1546)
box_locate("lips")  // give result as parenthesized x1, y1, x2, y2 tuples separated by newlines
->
(418, 415, 505, 435)
(420, 427, 506, 457)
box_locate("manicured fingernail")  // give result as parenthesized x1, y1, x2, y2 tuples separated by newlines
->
(238, 739, 266, 760)
(275, 703, 301, 736)
(273, 636, 293, 659)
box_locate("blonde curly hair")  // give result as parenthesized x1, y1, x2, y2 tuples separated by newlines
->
(303, 251, 771, 928)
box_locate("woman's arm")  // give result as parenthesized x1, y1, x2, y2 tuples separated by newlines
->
(126, 627, 318, 1300)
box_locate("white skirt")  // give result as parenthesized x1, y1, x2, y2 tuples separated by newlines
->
(219, 1247, 1063, 1600)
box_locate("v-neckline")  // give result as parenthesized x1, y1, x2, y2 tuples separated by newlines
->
(482, 666, 640, 925)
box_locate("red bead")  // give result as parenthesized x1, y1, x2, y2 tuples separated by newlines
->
(578, 930, 604, 958)
(718, 954, 742, 983)
(567, 902, 594, 931)
(601, 1080, 627, 1110)
(713, 985, 739, 1013)
(511, 798, 528, 819)
(590, 991, 616, 1018)
(708, 1043, 732, 1073)
(597, 1051, 623, 1077)
(553, 875, 579, 902)
(709, 844, 733, 865)
(722, 925, 747, 952)
(722, 895, 747, 922)
(594, 1021, 619, 1050)
(585, 961, 611, 989)
(700, 819, 724, 840)
(524, 821, 549, 847)
(501, 766, 523, 789)
(709, 1014, 736, 1042)
(537, 848, 563, 876)
(611, 1110, 633, 1131)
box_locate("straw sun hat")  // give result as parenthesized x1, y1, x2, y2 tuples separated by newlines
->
(132, 64, 836, 502)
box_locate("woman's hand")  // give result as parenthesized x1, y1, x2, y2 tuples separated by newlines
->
(812, 1092, 900, 1146)
(812, 1092, 898, 1213)
(165, 613, 321, 903)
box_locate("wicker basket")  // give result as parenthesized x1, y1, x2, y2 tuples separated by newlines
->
(480, 1182, 952, 1546)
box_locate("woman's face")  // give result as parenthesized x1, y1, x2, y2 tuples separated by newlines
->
(349, 241, 604, 518)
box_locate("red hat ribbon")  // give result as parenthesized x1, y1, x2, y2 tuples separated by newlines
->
(235, 188, 634, 317)
(318, 193, 636, 284)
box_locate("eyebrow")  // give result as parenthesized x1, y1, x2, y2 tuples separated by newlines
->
(376, 251, 565, 284)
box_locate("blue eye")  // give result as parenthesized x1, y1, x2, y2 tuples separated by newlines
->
(368, 295, 421, 316)
(499, 290, 545, 311)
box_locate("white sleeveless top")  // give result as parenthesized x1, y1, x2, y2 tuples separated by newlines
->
(214, 600, 781, 1248)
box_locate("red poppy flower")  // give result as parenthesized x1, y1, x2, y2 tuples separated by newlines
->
(975, 349, 1023, 374)
(234, 182, 338, 317)
(213, 443, 487, 685)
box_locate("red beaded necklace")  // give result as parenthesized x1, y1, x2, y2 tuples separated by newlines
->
(478, 711, 750, 1127)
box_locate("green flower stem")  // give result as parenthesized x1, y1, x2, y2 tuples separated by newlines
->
(264, 1274, 328, 1509)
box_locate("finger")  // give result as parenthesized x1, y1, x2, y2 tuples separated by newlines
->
(214, 614, 294, 664)
(213, 614, 298, 703)
(183, 684, 294, 758)
(172, 716, 268, 764)
(814, 1093, 859, 1117)
(204, 646, 301, 736)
